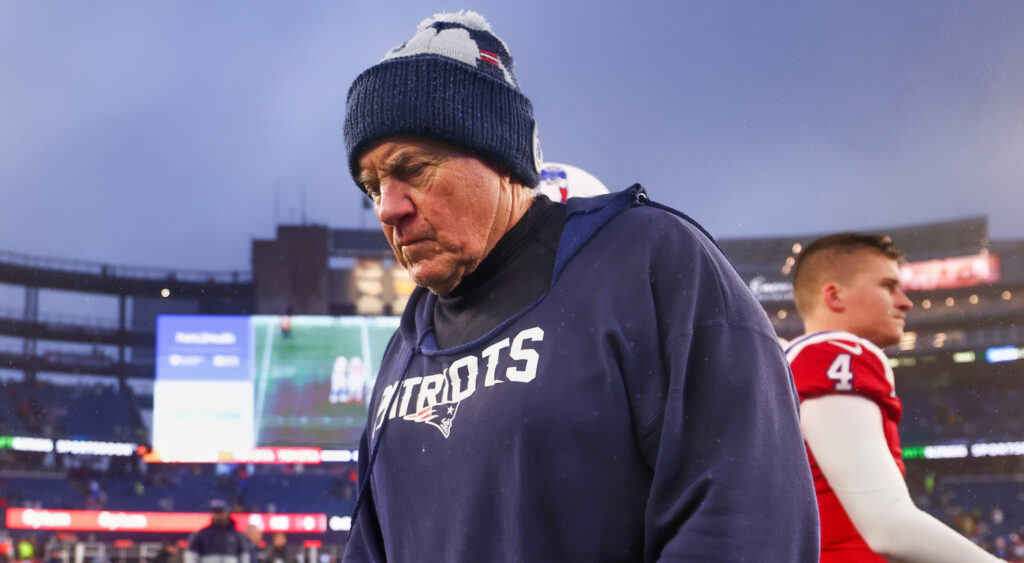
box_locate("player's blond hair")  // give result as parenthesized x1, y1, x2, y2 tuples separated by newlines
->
(792, 233, 904, 318)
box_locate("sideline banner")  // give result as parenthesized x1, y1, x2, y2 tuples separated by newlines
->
(6, 509, 327, 533)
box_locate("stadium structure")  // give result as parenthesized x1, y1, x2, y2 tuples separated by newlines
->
(1, 215, 1022, 561)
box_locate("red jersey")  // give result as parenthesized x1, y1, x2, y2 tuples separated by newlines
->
(786, 331, 904, 562)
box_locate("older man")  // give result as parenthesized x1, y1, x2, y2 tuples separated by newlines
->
(342, 10, 818, 562)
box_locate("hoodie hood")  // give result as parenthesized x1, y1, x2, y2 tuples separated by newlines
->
(397, 185, 648, 354)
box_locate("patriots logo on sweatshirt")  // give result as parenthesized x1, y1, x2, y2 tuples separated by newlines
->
(403, 401, 461, 439)
(373, 326, 544, 440)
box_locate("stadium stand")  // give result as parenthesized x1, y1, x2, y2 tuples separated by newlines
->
(0, 216, 1022, 560)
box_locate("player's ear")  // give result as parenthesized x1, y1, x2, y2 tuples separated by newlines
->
(822, 282, 845, 313)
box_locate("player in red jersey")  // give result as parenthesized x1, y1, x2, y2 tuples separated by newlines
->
(787, 233, 1001, 562)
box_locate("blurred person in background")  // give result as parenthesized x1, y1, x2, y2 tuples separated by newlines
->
(341, 9, 818, 562)
(152, 542, 180, 563)
(263, 533, 289, 563)
(242, 526, 262, 563)
(184, 500, 249, 563)
(788, 233, 1002, 562)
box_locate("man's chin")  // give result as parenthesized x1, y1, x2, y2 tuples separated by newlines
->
(875, 331, 903, 349)
(410, 266, 460, 295)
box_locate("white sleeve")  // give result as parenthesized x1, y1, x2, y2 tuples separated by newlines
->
(801, 394, 1003, 563)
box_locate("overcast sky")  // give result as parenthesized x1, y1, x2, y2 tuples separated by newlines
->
(2, 2, 1023, 272)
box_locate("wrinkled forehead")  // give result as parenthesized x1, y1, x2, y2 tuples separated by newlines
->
(359, 136, 463, 168)
(357, 134, 509, 184)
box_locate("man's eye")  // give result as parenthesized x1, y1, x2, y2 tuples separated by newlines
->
(397, 163, 426, 180)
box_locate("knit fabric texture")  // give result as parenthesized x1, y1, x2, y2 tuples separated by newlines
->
(344, 10, 542, 190)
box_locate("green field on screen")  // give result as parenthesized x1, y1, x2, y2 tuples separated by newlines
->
(251, 316, 398, 449)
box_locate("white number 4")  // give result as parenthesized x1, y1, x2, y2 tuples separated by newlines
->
(827, 354, 854, 391)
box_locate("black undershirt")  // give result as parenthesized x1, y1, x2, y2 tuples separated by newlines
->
(433, 195, 566, 349)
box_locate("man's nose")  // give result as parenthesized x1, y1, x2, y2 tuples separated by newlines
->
(376, 179, 414, 226)
(896, 289, 913, 311)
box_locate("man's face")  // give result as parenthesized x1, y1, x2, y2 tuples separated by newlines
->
(211, 510, 230, 525)
(357, 137, 514, 295)
(839, 251, 913, 348)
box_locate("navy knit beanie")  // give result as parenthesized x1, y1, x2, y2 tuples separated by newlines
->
(344, 10, 542, 190)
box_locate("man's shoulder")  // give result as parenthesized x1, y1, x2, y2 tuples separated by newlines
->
(196, 524, 240, 537)
(610, 200, 715, 243)
(787, 331, 894, 399)
(554, 189, 717, 283)
(786, 332, 887, 364)
(596, 201, 777, 333)
(564, 186, 716, 247)
(582, 200, 729, 279)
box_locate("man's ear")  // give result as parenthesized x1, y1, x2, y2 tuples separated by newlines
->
(822, 282, 845, 313)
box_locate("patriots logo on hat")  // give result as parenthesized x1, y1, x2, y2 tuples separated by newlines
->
(478, 50, 500, 66)
(403, 400, 461, 438)
(382, 10, 517, 86)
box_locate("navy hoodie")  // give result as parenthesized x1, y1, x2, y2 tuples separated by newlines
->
(344, 186, 819, 562)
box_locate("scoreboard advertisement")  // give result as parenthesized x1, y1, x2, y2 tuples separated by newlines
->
(152, 315, 399, 458)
